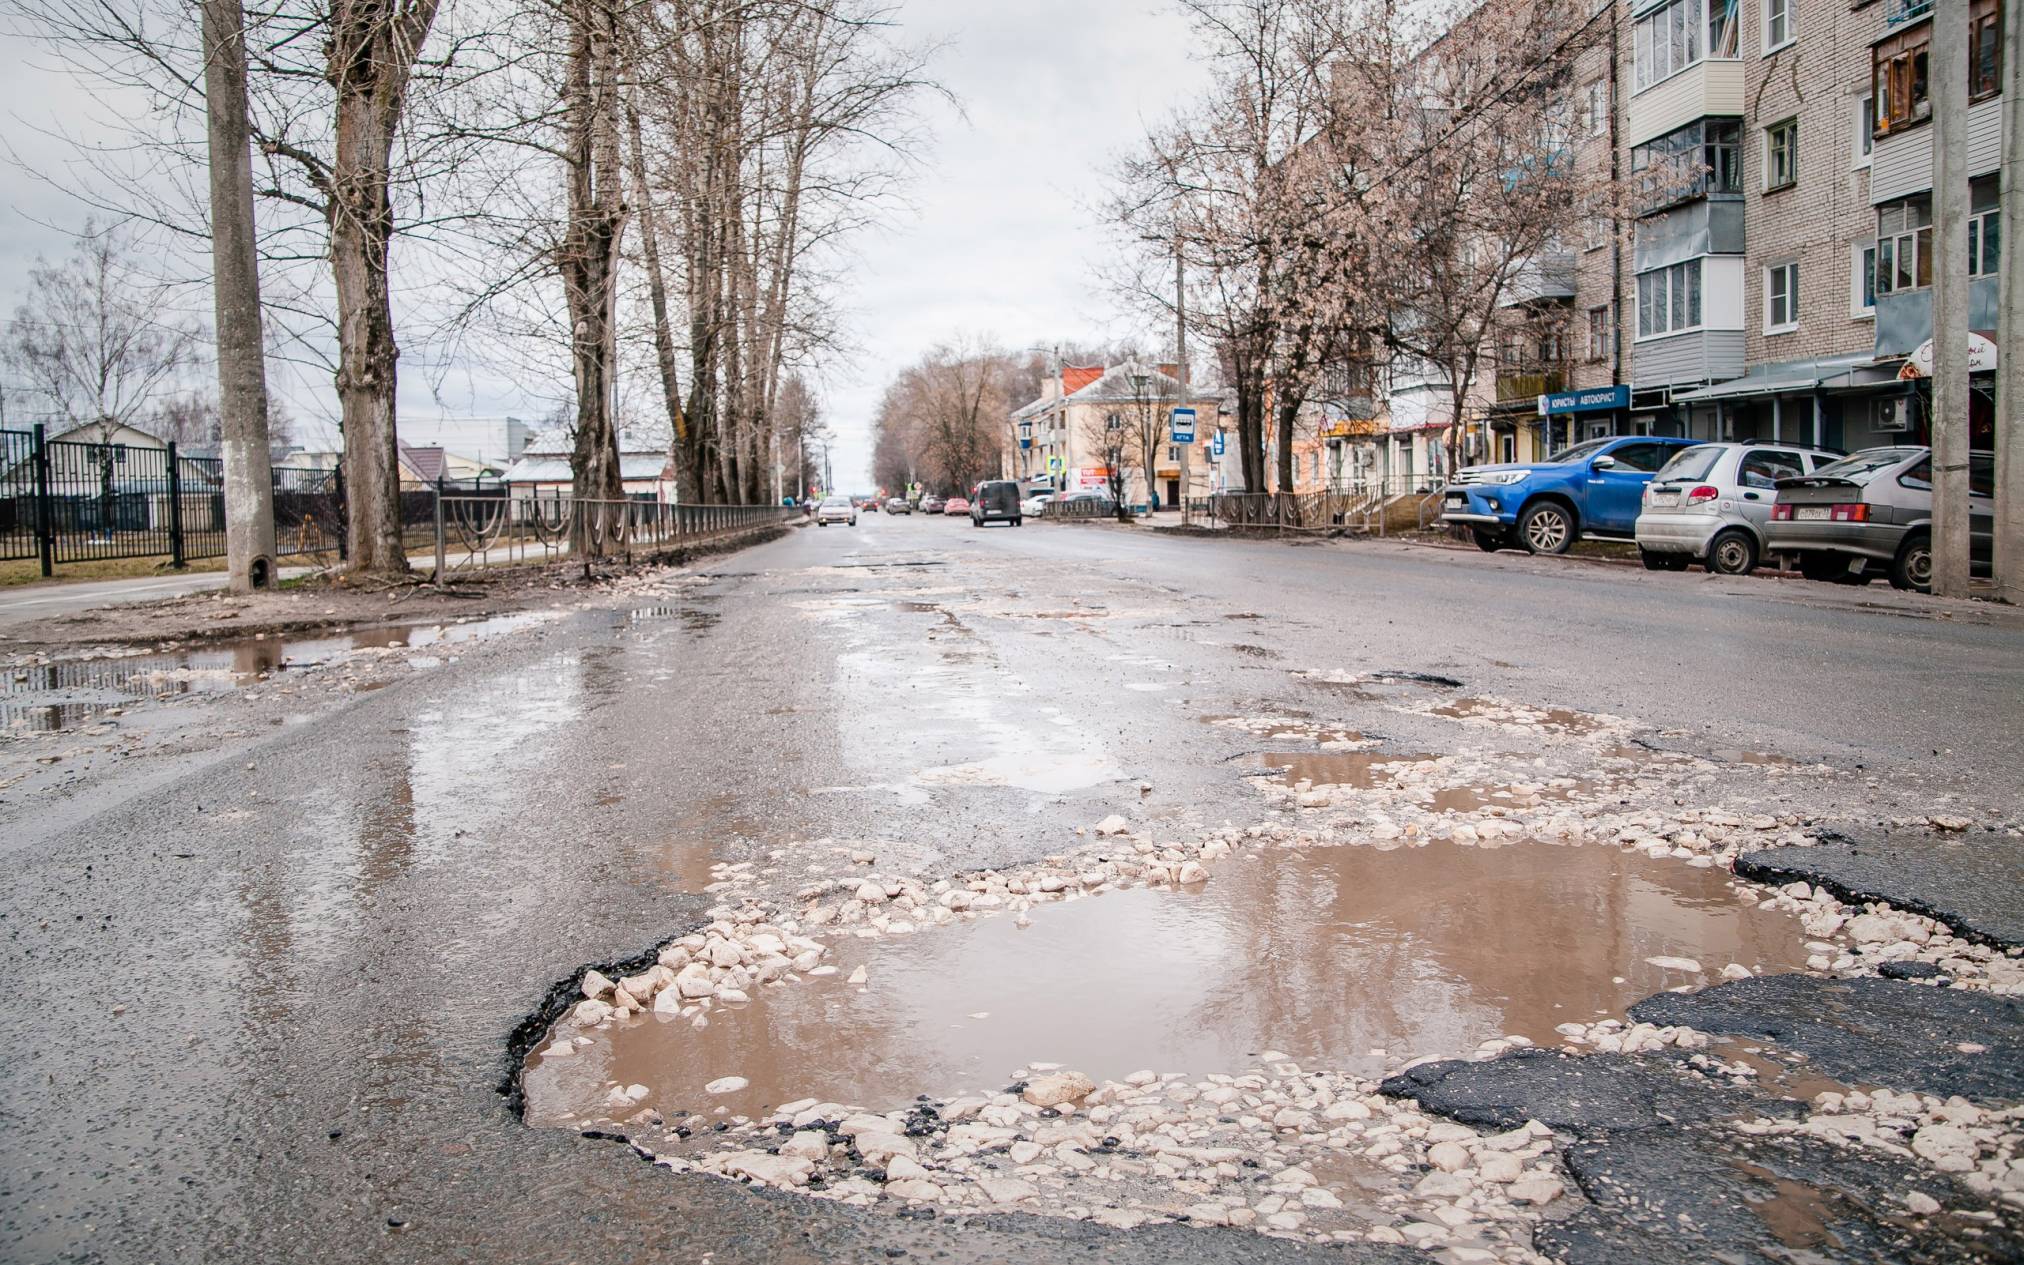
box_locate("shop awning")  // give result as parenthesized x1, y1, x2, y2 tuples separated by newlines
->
(1669, 352, 1879, 404)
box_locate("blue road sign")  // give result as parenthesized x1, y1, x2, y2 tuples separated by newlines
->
(1170, 407, 1197, 443)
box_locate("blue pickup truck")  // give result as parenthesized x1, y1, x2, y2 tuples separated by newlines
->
(1440, 436, 1700, 554)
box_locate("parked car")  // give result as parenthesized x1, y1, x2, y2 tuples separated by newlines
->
(1441, 436, 1701, 554)
(1019, 490, 1054, 517)
(920, 495, 944, 513)
(971, 479, 1024, 527)
(1632, 441, 1842, 575)
(942, 496, 972, 516)
(1766, 446, 1995, 591)
(814, 494, 857, 526)
(885, 497, 912, 515)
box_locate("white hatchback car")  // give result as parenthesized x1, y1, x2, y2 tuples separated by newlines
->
(1633, 441, 1840, 574)
(814, 495, 857, 526)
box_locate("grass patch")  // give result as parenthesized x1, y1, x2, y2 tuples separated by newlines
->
(0, 555, 231, 588)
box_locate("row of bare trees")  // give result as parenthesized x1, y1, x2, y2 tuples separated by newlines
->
(9, 0, 934, 576)
(869, 341, 1014, 495)
(1108, 0, 1611, 492)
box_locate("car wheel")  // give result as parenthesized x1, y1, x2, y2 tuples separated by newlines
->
(1517, 502, 1574, 555)
(1705, 529, 1758, 576)
(1639, 547, 1688, 571)
(1014, 517, 1022, 527)
(1889, 531, 1932, 592)
(1471, 529, 1504, 553)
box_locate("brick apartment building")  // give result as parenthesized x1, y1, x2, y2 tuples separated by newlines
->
(1381, 0, 2003, 468)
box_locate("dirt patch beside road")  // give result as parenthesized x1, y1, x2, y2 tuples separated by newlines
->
(0, 525, 794, 653)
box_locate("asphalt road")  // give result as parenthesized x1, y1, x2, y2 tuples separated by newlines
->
(2, 514, 2019, 1264)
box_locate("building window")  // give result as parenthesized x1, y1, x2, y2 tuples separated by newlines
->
(1875, 196, 1933, 295)
(1633, 0, 1742, 93)
(1587, 304, 1615, 362)
(1764, 119, 1798, 190)
(1971, 0, 2003, 100)
(1765, 261, 1799, 332)
(1968, 209, 2001, 276)
(1764, 0, 1795, 51)
(1852, 96, 1875, 168)
(1872, 24, 1932, 137)
(1630, 118, 1741, 210)
(1851, 241, 1877, 317)
(1585, 80, 1609, 135)
(1636, 258, 1704, 338)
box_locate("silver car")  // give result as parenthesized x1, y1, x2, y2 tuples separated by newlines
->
(814, 495, 857, 526)
(1634, 442, 1841, 575)
(1766, 446, 1995, 591)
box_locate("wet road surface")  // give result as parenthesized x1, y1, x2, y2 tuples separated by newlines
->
(2, 514, 2019, 1263)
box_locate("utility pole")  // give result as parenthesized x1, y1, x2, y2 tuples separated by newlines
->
(202, 0, 277, 591)
(1176, 239, 1192, 527)
(1930, 0, 1971, 597)
(1996, 0, 2024, 603)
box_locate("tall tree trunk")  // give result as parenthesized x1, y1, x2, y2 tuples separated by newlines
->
(625, 96, 689, 501)
(201, 0, 275, 591)
(559, 0, 628, 550)
(328, 0, 441, 576)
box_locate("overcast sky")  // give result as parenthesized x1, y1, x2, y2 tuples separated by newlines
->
(0, 1, 1197, 486)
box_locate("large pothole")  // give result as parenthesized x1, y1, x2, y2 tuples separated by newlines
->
(525, 840, 1808, 1128)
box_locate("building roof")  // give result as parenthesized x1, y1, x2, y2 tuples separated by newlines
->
(398, 442, 449, 483)
(1061, 361, 1202, 405)
(501, 455, 672, 483)
(1668, 352, 1881, 404)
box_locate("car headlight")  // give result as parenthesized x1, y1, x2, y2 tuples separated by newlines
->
(1480, 471, 1529, 485)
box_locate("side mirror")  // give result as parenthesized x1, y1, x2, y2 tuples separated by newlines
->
(1591, 455, 1618, 471)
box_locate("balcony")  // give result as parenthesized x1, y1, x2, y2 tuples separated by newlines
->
(1495, 370, 1565, 404)
(1885, 0, 1933, 27)
(1498, 251, 1576, 308)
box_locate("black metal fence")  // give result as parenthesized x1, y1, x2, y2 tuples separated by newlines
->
(3, 425, 790, 578)
(1, 424, 342, 574)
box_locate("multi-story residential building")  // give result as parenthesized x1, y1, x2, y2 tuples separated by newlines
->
(1626, 0, 2001, 449)
(1002, 362, 1221, 507)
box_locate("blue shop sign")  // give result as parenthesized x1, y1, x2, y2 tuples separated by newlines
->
(1538, 385, 1629, 415)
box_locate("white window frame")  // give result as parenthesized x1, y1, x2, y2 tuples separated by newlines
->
(1633, 0, 1740, 94)
(1851, 95, 1874, 169)
(1763, 119, 1799, 191)
(1585, 80, 1608, 136)
(1850, 241, 1877, 318)
(1764, 0, 1795, 53)
(1764, 261, 1799, 334)
(1635, 258, 1706, 340)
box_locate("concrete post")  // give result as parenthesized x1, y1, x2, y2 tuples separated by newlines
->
(1930, 0, 1972, 597)
(1176, 241, 1192, 527)
(1995, 0, 2024, 604)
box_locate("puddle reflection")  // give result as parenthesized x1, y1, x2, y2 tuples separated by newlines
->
(525, 840, 1812, 1124)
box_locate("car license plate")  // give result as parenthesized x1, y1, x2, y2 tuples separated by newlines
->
(1649, 491, 1678, 507)
(1445, 494, 1466, 509)
(1794, 506, 1831, 520)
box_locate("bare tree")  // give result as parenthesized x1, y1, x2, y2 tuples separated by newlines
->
(4, 223, 200, 442)
(871, 341, 1010, 495)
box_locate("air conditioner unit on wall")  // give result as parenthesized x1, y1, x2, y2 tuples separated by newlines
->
(1875, 396, 1912, 433)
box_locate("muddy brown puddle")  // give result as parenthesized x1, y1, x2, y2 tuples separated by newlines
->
(1243, 750, 1431, 788)
(1, 612, 549, 732)
(524, 841, 1812, 1125)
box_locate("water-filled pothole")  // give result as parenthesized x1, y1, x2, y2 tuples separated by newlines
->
(2, 612, 553, 731)
(1243, 750, 1432, 788)
(522, 840, 1811, 1127)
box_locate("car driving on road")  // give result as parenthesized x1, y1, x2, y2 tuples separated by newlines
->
(1442, 436, 1700, 554)
(1633, 441, 1841, 575)
(970, 480, 1024, 527)
(885, 497, 911, 515)
(1766, 445, 1995, 591)
(942, 496, 971, 516)
(814, 495, 857, 526)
